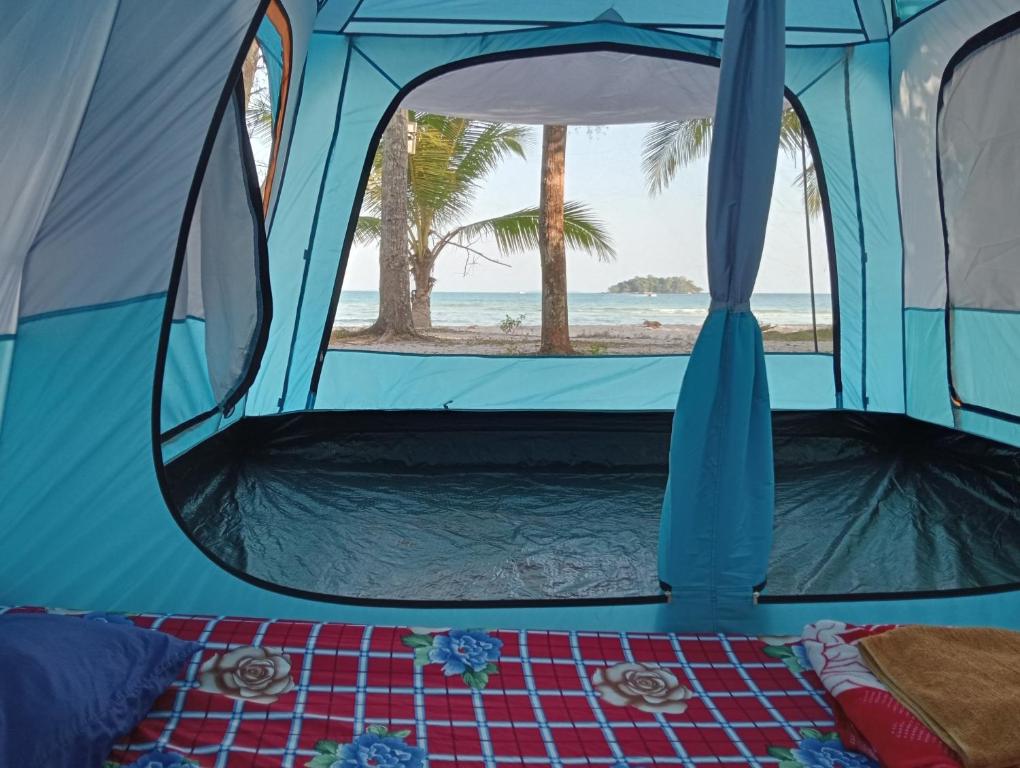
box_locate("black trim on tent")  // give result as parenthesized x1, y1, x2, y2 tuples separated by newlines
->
(759, 580, 1020, 605)
(222, 80, 274, 417)
(160, 406, 220, 444)
(333, 15, 866, 37)
(266, 66, 306, 238)
(786, 95, 842, 399)
(850, 0, 870, 41)
(152, 0, 272, 587)
(843, 49, 868, 408)
(305, 42, 843, 405)
(157, 81, 274, 443)
(936, 10, 1020, 425)
(277, 43, 353, 412)
(314, 24, 871, 52)
(337, 0, 368, 35)
(259, 0, 295, 230)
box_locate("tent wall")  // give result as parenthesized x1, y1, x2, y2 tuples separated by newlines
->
(314, 352, 838, 412)
(162, 90, 270, 439)
(893, 0, 944, 26)
(249, 26, 904, 417)
(940, 26, 1020, 420)
(312, 0, 888, 45)
(0, 0, 291, 617)
(1, 0, 1018, 633)
(0, 3, 120, 429)
(261, 0, 313, 228)
(894, 0, 1020, 448)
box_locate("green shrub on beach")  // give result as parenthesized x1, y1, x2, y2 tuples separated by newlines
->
(500, 314, 526, 335)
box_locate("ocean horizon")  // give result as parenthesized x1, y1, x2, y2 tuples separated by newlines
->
(336, 290, 833, 328)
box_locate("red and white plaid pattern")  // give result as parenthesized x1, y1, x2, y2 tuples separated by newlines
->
(8, 608, 839, 766)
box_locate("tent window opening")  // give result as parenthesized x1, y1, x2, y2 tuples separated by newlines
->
(939, 22, 1020, 420)
(159, 51, 274, 440)
(247, 0, 293, 210)
(330, 52, 833, 360)
(243, 43, 274, 186)
(160, 50, 1020, 608)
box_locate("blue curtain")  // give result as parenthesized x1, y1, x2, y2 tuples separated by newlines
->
(658, 0, 786, 627)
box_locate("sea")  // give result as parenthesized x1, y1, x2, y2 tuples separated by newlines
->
(335, 291, 832, 328)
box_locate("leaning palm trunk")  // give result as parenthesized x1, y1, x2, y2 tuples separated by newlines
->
(539, 125, 572, 355)
(366, 110, 415, 337)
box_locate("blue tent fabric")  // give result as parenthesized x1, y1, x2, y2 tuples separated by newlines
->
(2, 0, 1020, 633)
(659, 0, 786, 626)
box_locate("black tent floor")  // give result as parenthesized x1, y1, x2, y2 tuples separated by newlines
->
(164, 410, 1020, 603)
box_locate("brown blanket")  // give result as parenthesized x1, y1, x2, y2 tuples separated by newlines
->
(859, 626, 1020, 768)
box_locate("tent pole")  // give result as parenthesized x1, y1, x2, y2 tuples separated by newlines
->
(800, 126, 819, 352)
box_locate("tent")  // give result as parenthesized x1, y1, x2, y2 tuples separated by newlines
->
(2, 0, 1019, 633)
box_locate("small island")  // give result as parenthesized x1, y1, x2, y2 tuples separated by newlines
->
(607, 275, 704, 294)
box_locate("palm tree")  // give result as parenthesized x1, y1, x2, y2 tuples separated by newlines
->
(243, 44, 274, 190)
(355, 113, 614, 330)
(539, 125, 571, 354)
(641, 109, 821, 217)
(362, 109, 415, 338)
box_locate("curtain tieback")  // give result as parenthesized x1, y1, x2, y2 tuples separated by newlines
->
(709, 299, 751, 313)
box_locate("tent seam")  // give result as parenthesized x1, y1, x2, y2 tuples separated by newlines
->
(278, 42, 353, 411)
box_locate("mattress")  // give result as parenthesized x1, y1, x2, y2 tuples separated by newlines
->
(6, 607, 875, 767)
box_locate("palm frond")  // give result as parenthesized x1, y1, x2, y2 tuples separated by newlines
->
(245, 53, 275, 143)
(795, 161, 823, 219)
(641, 108, 807, 195)
(450, 201, 616, 262)
(408, 115, 532, 230)
(779, 108, 805, 161)
(354, 215, 382, 245)
(246, 88, 274, 143)
(641, 119, 713, 196)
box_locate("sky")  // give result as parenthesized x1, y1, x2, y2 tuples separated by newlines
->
(249, 51, 831, 297)
(340, 122, 831, 295)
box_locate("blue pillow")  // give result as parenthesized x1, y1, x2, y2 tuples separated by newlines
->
(0, 612, 201, 768)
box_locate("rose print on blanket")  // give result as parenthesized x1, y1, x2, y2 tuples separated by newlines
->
(104, 749, 198, 767)
(197, 645, 296, 704)
(591, 662, 693, 714)
(307, 725, 426, 768)
(800, 620, 890, 697)
(767, 729, 878, 768)
(402, 628, 503, 690)
(760, 635, 812, 675)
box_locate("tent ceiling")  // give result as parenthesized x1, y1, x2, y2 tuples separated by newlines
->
(315, 0, 892, 42)
(401, 51, 734, 125)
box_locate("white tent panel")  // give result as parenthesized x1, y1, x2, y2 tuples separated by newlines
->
(0, 3, 118, 334)
(17, 2, 262, 320)
(893, 0, 1020, 308)
(401, 51, 724, 125)
(940, 27, 1020, 310)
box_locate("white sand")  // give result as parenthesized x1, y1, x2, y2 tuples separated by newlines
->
(331, 323, 833, 355)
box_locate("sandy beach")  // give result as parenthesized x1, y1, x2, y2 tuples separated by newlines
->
(331, 323, 834, 355)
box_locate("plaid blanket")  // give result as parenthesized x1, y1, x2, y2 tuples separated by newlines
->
(9, 608, 877, 767)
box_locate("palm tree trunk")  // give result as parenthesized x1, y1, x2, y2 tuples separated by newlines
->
(410, 256, 434, 330)
(539, 125, 572, 354)
(241, 41, 260, 107)
(367, 109, 415, 337)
